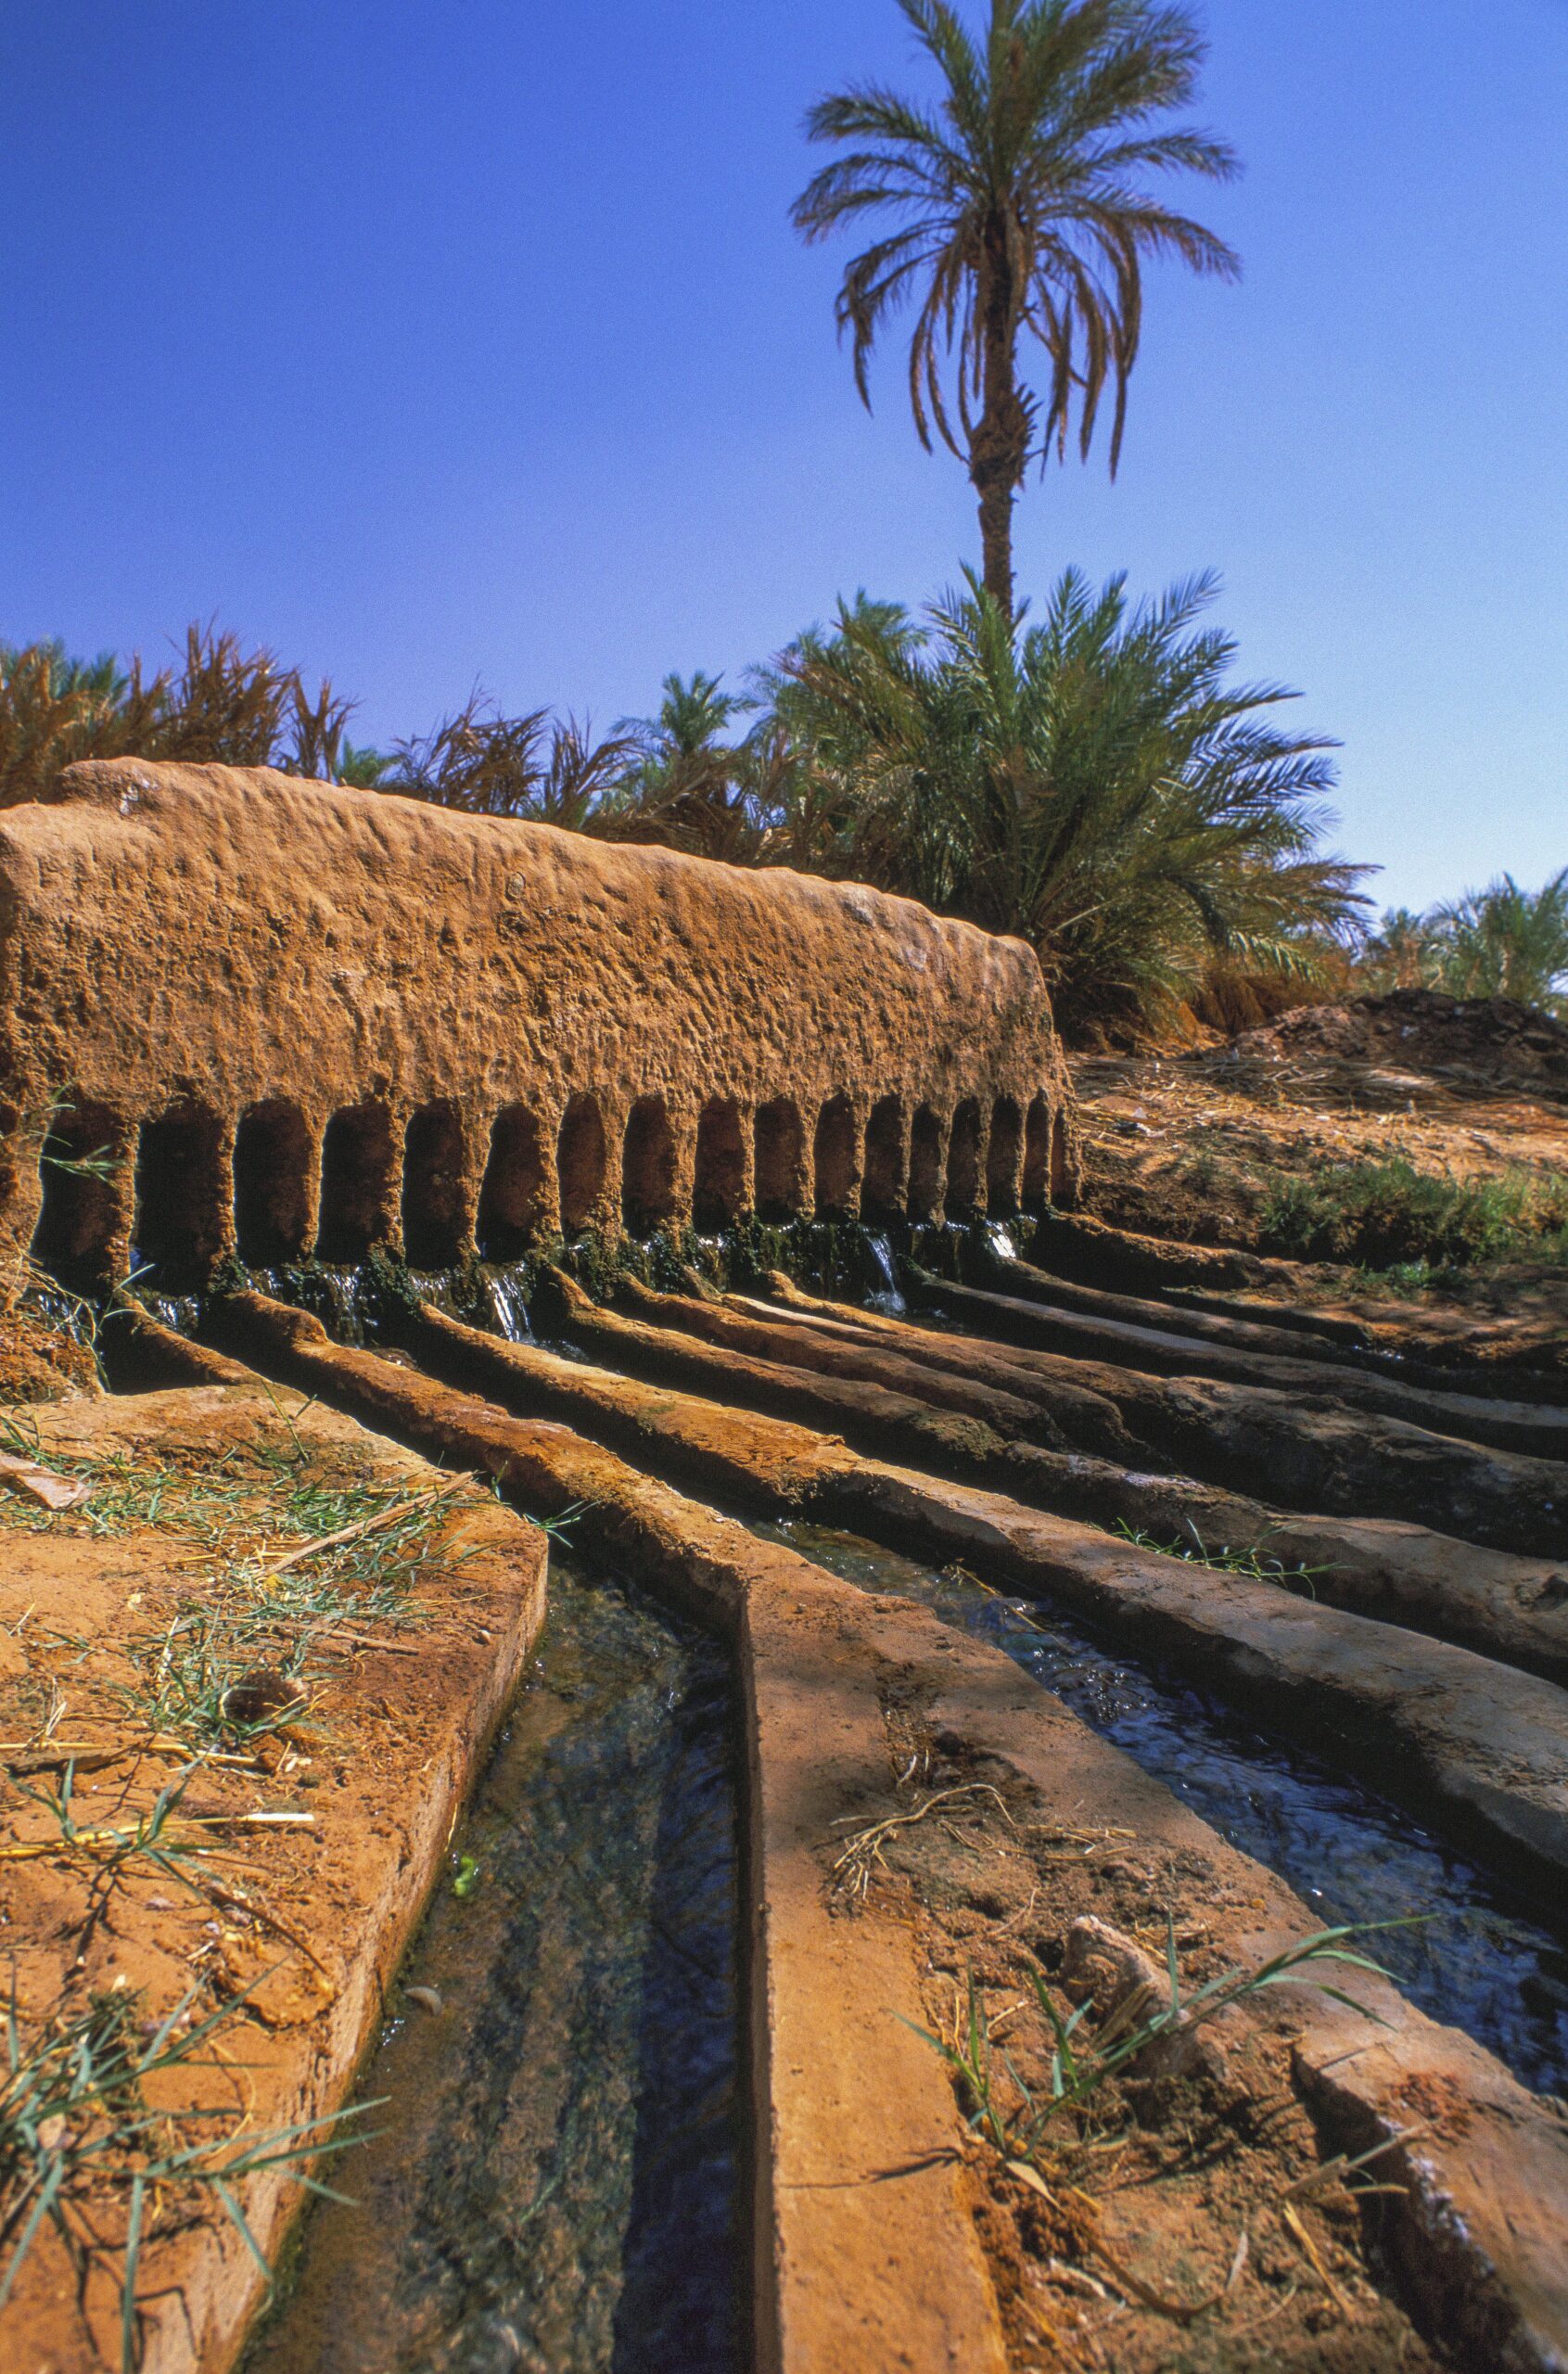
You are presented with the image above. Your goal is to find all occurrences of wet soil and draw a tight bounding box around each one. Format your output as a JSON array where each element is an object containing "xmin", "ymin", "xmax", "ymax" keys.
[
  {"xmin": 70, "ymin": 1294, "xmax": 1568, "ymax": 2371},
  {"xmin": 814, "ymin": 1631, "xmax": 1446, "ymax": 2370},
  {"xmin": 243, "ymin": 1552, "xmax": 743, "ymax": 2374}
]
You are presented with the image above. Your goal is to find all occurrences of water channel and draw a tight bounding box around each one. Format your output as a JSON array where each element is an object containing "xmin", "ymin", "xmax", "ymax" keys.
[
  {"xmin": 753, "ymin": 1515, "xmax": 1568, "ymax": 2101},
  {"xmin": 243, "ymin": 1553, "xmax": 744, "ymax": 2374},
  {"xmin": 128, "ymin": 1235, "xmax": 1568, "ymax": 2368}
]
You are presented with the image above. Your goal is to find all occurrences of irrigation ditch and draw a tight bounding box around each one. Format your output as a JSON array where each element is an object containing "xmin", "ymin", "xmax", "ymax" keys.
[
  {"xmin": 12, "ymin": 1210, "xmax": 1568, "ymax": 2371},
  {"xmin": 241, "ymin": 1553, "xmax": 743, "ymax": 2374}
]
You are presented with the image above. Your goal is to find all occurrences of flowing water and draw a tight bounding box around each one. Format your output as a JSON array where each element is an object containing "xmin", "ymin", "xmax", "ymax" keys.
[
  {"xmin": 244, "ymin": 1553, "xmax": 744, "ymax": 2374},
  {"xmin": 126, "ymin": 1227, "xmax": 1568, "ymax": 2342},
  {"xmin": 860, "ymin": 1230, "xmax": 907, "ymax": 1314},
  {"xmin": 240, "ymin": 1264, "xmax": 384, "ymax": 1346},
  {"xmin": 755, "ymin": 1517, "xmax": 1568, "ymax": 2102}
]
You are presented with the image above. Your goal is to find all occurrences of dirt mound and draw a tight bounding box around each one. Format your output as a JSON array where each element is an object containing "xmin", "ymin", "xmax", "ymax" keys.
[
  {"xmin": 0, "ymin": 1305, "xmax": 99, "ymax": 1402},
  {"xmin": 1222, "ymin": 989, "xmax": 1568, "ymax": 1107}
]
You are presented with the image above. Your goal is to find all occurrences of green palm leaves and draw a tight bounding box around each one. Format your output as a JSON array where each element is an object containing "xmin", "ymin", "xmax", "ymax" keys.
[
  {"xmin": 1360, "ymin": 874, "xmax": 1568, "ymax": 1015},
  {"xmin": 792, "ymin": 0, "xmax": 1240, "ymax": 606},
  {"xmin": 765, "ymin": 570, "xmax": 1363, "ymax": 1035}
]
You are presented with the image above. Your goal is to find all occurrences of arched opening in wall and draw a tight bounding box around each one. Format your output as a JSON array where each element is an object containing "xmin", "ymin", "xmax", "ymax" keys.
[
  {"xmin": 987, "ymin": 1097, "xmax": 1024, "ymax": 1215},
  {"xmin": 1022, "ymin": 1096, "xmax": 1052, "ymax": 1208},
  {"xmin": 234, "ymin": 1102, "xmax": 312, "ymax": 1267},
  {"xmin": 861, "ymin": 1097, "xmax": 905, "ymax": 1222},
  {"xmin": 754, "ymin": 1100, "xmax": 806, "ymax": 1219},
  {"xmin": 908, "ymin": 1106, "xmax": 944, "ymax": 1221},
  {"xmin": 477, "ymin": 1107, "xmax": 547, "ymax": 1260},
  {"xmin": 557, "ymin": 1096, "xmax": 608, "ymax": 1234},
  {"xmin": 694, "ymin": 1100, "xmax": 746, "ymax": 1231},
  {"xmin": 133, "ymin": 1101, "xmax": 225, "ymax": 1284},
  {"xmin": 31, "ymin": 1094, "xmax": 122, "ymax": 1292},
  {"xmin": 1050, "ymin": 1110, "xmax": 1073, "ymax": 1206},
  {"xmin": 946, "ymin": 1099, "xmax": 982, "ymax": 1215},
  {"xmin": 402, "ymin": 1102, "xmax": 466, "ymax": 1269},
  {"xmin": 318, "ymin": 1104, "xmax": 395, "ymax": 1265},
  {"xmin": 622, "ymin": 1098, "xmax": 678, "ymax": 1235},
  {"xmin": 813, "ymin": 1096, "xmax": 858, "ymax": 1218}
]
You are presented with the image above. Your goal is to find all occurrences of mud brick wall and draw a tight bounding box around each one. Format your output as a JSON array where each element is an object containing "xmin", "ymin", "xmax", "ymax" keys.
[{"xmin": 0, "ymin": 759, "xmax": 1077, "ymax": 1283}]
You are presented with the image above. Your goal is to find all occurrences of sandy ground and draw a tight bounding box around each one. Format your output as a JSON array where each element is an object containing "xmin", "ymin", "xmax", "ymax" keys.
[{"xmin": 1068, "ymin": 1004, "xmax": 1568, "ymax": 1378}]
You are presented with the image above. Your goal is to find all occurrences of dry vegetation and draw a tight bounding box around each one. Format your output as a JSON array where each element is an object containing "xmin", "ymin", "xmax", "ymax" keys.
[{"xmin": 837, "ymin": 1714, "xmax": 1440, "ymax": 2372}]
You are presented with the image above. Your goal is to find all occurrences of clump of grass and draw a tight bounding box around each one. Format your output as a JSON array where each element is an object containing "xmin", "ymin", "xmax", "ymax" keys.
[
  {"xmin": 0, "ymin": 1413, "xmax": 478, "ymax": 1752},
  {"xmin": 2, "ymin": 1764, "xmax": 216, "ymax": 1894},
  {"xmin": 0, "ymin": 1972, "xmax": 376, "ymax": 2369},
  {"xmin": 1178, "ymin": 1144, "xmax": 1224, "ymax": 1195},
  {"xmin": 1113, "ymin": 1520, "xmax": 1332, "ymax": 1595},
  {"xmin": 122, "ymin": 1481, "xmax": 471, "ymax": 1754},
  {"xmin": 1258, "ymin": 1156, "xmax": 1568, "ymax": 1274},
  {"xmin": 917, "ymin": 1918, "xmax": 1401, "ymax": 2162}
]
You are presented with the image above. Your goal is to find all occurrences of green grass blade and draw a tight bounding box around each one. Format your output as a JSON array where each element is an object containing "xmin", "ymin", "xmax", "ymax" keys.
[
  {"xmin": 0, "ymin": 2155, "xmax": 63, "ymax": 2314},
  {"xmin": 121, "ymin": 2174, "xmax": 145, "ymax": 2374},
  {"xmin": 212, "ymin": 2177, "xmax": 273, "ymax": 2285}
]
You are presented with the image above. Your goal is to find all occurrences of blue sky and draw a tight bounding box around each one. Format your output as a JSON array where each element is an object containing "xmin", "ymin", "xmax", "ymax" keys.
[{"xmin": 3, "ymin": 0, "xmax": 1565, "ymax": 911}]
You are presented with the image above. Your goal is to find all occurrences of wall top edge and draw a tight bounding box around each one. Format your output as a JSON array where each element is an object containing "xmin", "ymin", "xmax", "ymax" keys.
[{"xmin": 6, "ymin": 759, "xmax": 1044, "ymax": 980}]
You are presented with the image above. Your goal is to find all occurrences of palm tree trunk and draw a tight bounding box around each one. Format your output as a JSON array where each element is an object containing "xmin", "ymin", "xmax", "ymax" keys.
[
  {"xmin": 972, "ymin": 442, "xmax": 1017, "ymax": 614},
  {"xmin": 971, "ymin": 246, "xmax": 1029, "ymax": 616}
]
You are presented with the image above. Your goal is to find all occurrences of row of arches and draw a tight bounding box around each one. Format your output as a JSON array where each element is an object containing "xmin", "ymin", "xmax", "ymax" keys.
[{"xmin": 31, "ymin": 1085, "xmax": 1069, "ymax": 1284}]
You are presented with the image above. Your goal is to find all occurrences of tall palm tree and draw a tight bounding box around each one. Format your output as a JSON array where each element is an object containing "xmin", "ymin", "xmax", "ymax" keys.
[{"xmin": 792, "ymin": 0, "xmax": 1240, "ymax": 610}]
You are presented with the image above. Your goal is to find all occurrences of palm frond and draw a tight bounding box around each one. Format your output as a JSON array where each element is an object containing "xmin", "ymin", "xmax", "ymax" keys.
[
  {"xmin": 755, "ymin": 568, "xmax": 1363, "ymax": 1037},
  {"xmin": 793, "ymin": 0, "xmax": 1241, "ymax": 597}
]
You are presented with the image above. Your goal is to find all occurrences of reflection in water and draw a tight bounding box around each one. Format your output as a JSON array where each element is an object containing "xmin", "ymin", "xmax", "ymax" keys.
[
  {"xmin": 246, "ymin": 1557, "xmax": 742, "ymax": 2374},
  {"xmin": 758, "ymin": 1519, "xmax": 1568, "ymax": 2104}
]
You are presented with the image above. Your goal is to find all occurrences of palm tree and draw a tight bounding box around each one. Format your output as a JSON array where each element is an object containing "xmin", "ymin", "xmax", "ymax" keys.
[
  {"xmin": 0, "ymin": 640, "xmax": 159, "ymax": 806},
  {"xmin": 1428, "ymin": 871, "xmax": 1568, "ymax": 1015},
  {"xmin": 792, "ymin": 0, "xmax": 1240, "ymax": 610},
  {"xmin": 0, "ymin": 626, "xmax": 350, "ymax": 803},
  {"xmin": 758, "ymin": 570, "xmax": 1364, "ymax": 1037},
  {"xmin": 1356, "ymin": 876, "xmax": 1568, "ymax": 1016},
  {"xmin": 610, "ymin": 671, "xmax": 780, "ymax": 862},
  {"xmin": 384, "ymin": 694, "xmax": 639, "ymax": 826},
  {"xmin": 1358, "ymin": 907, "xmax": 1441, "ymax": 995}
]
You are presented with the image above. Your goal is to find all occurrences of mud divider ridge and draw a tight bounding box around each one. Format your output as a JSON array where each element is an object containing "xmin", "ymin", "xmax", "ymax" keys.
[
  {"xmin": 335, "ymin": 1292, "xmax": 1568, "ymax": 1897},
  {"xmin": 178, "ymin": 1295, "xmax": 1568, "ymax": 2374},
  {"xmin": 1, "ymin": 1366, "xmax": 548, "ymax": 2374},
  {"xmin": 171, "ymin": 1307, "xmax": 1010, "ymax": 2373}
]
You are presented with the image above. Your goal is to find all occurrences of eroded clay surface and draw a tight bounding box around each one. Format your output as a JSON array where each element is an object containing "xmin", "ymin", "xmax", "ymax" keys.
[{"xmin": 0, "ymin": 760, "xmax": 1076, "ymax": 1270}]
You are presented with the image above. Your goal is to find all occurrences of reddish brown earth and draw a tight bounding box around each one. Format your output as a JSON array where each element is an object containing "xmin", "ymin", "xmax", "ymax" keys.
[
  {"xmin": 0, "ymin": 1300, "xmax": 98, "ymax": 1403},
  {"xmin": 0, "ymin": 759, "xmax": 1075, "ymax": 1274},
  {"xmin": 5, "ymin": 1267, "xmax": 1567, "ymax": 2371},
  {"xmin": 0, "ymin": 1381, "xmax": 546, "ymax": 2374},
  {"xmin": 870, "ymin": 1728, "xmax": 1441, "ymax": 2372},
  {"xmin": 1223, "ymin": 989, "xmax": 1568, "ymax": 1107},
  {"xmin": 169, "ymin": 1297, "xmax": 1568, "ymax": 2374},
  {"xmin": 1068, "ymin": 1000, "xmax": 1568, "ymax": 1377}
]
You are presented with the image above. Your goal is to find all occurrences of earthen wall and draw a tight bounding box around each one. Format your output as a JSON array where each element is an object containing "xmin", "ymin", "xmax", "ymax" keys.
[{"xmin": 0, "ymin": 759, "xmax": 1077, "ymax": 1281}]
